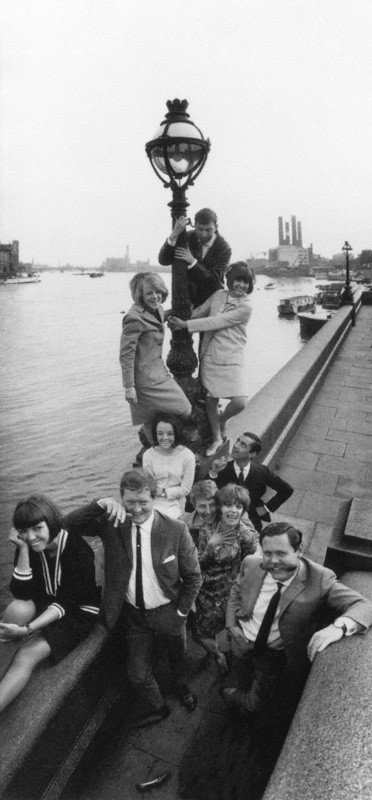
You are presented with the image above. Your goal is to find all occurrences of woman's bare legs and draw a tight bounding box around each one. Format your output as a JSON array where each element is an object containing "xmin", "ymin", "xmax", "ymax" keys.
[
  {"xmin": 0, "ymin": 635, "xmax": 51, "ymax": 712},
  {"xmin": 220, "ymin": 395, "xmax": 248, "ymax": 429},
  {"xmin": 0, "ymin": 600, "xmax": 36, "ymax": 682},
  {"xmin": 205, "ymin": 396, "xmax": 223, "ymax": 454}
]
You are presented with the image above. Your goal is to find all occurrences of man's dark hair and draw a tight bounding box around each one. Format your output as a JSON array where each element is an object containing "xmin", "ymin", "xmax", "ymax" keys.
[
  {"xmin": 13, "ymin": 495, "xmax": 63, "ymax": 540},
  {"xmin": 259, "ymin": 522, "xmax": 302, "ymax": 551},
  {"xmin": 151, "ymin": 412, "xmax": 183, "ymax": 448},
  {"xmin": 119, "ymin": 469, "xmax": 157, "ymax": 499},
  {"xmin": 226, "ymin": 262, "xmax": 255, "ymax": 295},
  {"xmin": 194, "ymin": 208, "xmax": 218, "ymax": 227},
  {"xmin": 241, "ymin": 432, "xmax": 262, "ymax": 454}
]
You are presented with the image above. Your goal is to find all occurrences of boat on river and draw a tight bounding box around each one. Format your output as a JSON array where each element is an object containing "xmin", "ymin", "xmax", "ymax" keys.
[
  {"xmin": 298, "ymin": 308, "xmax": 333, "ymax": 337},
  {"xmin": 0, "ymin": 273, "xmax": 41, "ymax": 285},
  {"xmin": 265, "ymin": 282, "xmax": 276, "ymax": 289},
  {"xmin": 88, "ymin": 271, "xmax": 104, "ymax": 278},
  {"xmin": 278, "ymin": 295, "xmax": 315, "ymax": 316}
]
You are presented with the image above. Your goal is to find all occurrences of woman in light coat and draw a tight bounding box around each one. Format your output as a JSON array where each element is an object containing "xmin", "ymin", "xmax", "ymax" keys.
[
  {"xmin": 120, "ymin": 272, "xmax": 191, "ymax": 442},
  {"xmin": 168, "ymin": 262, "xmax": 254, "ymax": 455}
]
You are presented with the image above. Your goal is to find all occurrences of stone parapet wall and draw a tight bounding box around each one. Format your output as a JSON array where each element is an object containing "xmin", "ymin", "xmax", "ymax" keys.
[
  {"xmin": 226, "ymin": 300, "xmax": 360, "ymax": 468},
  {"xmin": 262, "ymin": 571, "xmax": 372, "ymax": 800}
]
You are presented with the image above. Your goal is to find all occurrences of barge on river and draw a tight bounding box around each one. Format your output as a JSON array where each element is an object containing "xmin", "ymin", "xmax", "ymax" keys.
[{"xmin": 278, "ymin": 294, "xmax": 315, "ymax": 316}]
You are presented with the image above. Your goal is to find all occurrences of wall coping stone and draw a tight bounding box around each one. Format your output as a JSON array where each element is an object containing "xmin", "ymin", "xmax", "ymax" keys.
[
  {"xmin": 262, "ymin": 570, "xmax": 372, "ymax": 800},
  {"xmin": 226, "ymin": 302, "xmax": 360, "ymax": 466}
]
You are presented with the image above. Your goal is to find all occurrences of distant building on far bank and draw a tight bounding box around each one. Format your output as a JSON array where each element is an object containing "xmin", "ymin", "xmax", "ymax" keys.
[
  {"xmin": 0, "ymin": 240, "xmax": 19, "ymax": 277},
  {"xmin": 102, "ymin": 245, "xmax": 168, "ymax": 273},
  {"xmin": 249, "ymin": 216, "xmax": 330, "ymax": 277}
]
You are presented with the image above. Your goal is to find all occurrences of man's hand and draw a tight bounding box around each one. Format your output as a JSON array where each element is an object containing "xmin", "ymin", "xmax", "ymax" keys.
[
  {"xmin": 175, "ymin": 246, "xmax": 195, "ymax": 265},
  {"xmin": 125, "ymin": 387, "xmax": 137, "ymax": 404},
  {"xmin": 167, "ymin": 316, "xmax": 187, "ymax": 330},
  {"xmin": 227, "ymin": 625, "xmax": 246, "ymax": 643},
  {"xmin": 307, "ymin": 624, "xmax": 344, "ymax": 662},
  {"xmin": 211, "ymin": 456, "xmax": 228, "ymax": 473},
  {"xmin": 169, "ymin": 215, "xmax": 188, "ymax": 243},
  {"xmin": 97, "ymin": 498, "xmax": 126, "ymax": 528},
  {"xmin": 8, "ymin": 527, "xmax": 28, "ymax": 549}
]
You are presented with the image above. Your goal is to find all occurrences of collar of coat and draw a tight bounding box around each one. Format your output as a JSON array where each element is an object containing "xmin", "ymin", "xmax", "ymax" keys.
[
  {"xmin": 131, "ymin": 302, "xmax": 164, "ymax": 325},
  {"xmin": 117, "ymin": 510, "xmax": 179, "ymax": 566},
  {"xmin": 243, "ymin": 555, "xmax": 308, "ymax": 616}
]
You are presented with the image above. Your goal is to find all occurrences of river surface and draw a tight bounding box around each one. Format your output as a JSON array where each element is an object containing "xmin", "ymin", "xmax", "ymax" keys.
[{"xmin": 0, "ymin": 270, "xmax": 317, "ymax": 609}]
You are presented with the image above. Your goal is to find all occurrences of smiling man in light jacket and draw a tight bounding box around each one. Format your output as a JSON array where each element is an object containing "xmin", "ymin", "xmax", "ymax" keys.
[{"xmin": 64, "ymin": 469, "xmax": 202, "ymax": 728}]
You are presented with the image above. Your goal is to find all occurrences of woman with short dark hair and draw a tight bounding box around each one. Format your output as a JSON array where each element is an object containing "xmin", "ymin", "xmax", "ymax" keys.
[
  {"xmin": 168, "ymin": 262, "xmax": 255, "ymax": 455},
  {"xmin": 143, "ymin": 413, "xmax": 195, "ymax": 519},
  {"xmin": 0, "ymin": 495, "xmax": 101, "ymax": 712},
  {"xmin": 120, "ymin": 272, "xmax": 191, "ymax": 443}
]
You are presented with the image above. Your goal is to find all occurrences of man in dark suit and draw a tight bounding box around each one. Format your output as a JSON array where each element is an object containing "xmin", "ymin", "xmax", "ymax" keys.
[
  {"xmin": 158, "ymin": 207, "xmax": 231, "ymax": 308},
  {"xmin": 209, "ymin": 431, "xmax": 293, "ymax": 532},
  {"xmin": 65, "ymin": 469, "xmax": 202, "ymax": 728},
  {"xmin": 220, "ymin": 521, "xmax": 372, "ymax": 715}
]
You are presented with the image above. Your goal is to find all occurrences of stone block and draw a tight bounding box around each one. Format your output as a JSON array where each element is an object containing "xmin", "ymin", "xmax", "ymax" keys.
[
  {"xmin": 280, "ymin": 465, "xmax": 339, "ymax": 494},
  {"xmin": 274, "ymin": 489, "xmax": 304, "ymax": 516},
  {"xmin": 280, "ymin": 449, "xmax": 320, "ymax": 471},
  {"xmin": 263, "ymin": 622, "xmax": 372, "ymax": 800},
  {"xmin": 305, "ymin": 522, "xmax": 333, "ymax": 564},
  {"xmin": 344, "ymin": 498, "xmax": 372, "ymax": 543},
  {"xmin": 316, "ymin": 454, "xmax": 368, "ymax": 480},
  {"xmin": 297, "ymin": 492, "xmax": 345, "ymax": 525},
  {"xmin": 287, "ymin": 434, "xmax": 346, "ymax": 457},
  {"xmin": 345, "ymin": 443, "xmax": 372, "ymax": 462},
  {"xmin": 346, "ymin": 418, "xmax": 372, "ymax": 435},
  {"xmin": 335, "ymin": 476, "xmax": 372, "ymax": 499}
]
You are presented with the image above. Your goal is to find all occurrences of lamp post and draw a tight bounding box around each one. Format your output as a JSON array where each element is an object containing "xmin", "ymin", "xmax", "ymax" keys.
[
  {"xmin": 145, "ymin": 99, "xmax": 210, "ymax": 402},
  {"xmin": 340, "ymin": 240, "xmax": 355, "ymax": 325}
]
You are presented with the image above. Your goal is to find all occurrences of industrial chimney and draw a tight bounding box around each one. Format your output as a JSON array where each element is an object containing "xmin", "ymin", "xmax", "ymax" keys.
[
  {"xmin": 291, "ymin": 215, "xmax": 297, "ymax": 245},
  {"xmin": 285, "ymin": 222, "xmax": 290, "ymax": 244},
  {"xmin": 297, "ymin": 221, "xmax": 303, "ymax": 247},
  {"xmin": 278, "ymin": 217, "xmax": 284, "ymax": 245}
]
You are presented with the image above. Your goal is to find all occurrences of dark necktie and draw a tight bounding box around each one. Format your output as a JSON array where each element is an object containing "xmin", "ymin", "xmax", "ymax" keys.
[
  {"xmin": 239, "ymin": 469, "xmax": 245, "ymax": 484},
  {"xmin": 135, "ymin": 525, "xmax": 145, "ymax": 611},
  {"xmin": 253, "ymin": 582, "xmax": 284, "ymax": 657}
]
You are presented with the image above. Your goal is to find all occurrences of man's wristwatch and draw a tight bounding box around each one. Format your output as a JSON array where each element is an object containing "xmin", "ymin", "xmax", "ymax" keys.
[{"xmin": 333, "ymin": 620, "xmax": 347, "ymax": 637}]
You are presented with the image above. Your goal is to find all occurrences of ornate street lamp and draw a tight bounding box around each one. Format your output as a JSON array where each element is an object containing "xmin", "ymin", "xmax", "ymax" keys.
[
  {"xmin": 340, "ymin": 241, "xmax": 353, "ymax": 303},
  {"xmin": 145, "ymin": 99, "xmax": 210, "ymax": 398}
]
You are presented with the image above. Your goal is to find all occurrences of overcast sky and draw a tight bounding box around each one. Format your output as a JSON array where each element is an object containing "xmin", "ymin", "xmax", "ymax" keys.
[{"xmin": 1, "ymin": 0, "xmax": 371, "ymax": 266}]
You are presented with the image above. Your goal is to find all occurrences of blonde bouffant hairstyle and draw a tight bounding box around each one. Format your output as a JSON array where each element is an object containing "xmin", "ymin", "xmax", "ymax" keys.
[{"xmin": 130, "ymin": 271, "xmax": 168, "ymax": 305}]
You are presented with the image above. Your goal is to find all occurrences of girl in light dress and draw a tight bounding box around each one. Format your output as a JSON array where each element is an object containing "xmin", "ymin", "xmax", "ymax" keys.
[
  {"xmin": 168, "ymin": 262, "xmax": 255, "ymax": 456},
  {"xmin": 142, "ymin": 413, "xmax": 195, "ymax": 519}
]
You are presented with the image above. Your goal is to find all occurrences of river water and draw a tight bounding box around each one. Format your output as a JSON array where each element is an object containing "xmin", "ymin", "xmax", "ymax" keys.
[{"xmin": 0, "ymin": 270, "xmax": 317, "ymax": 609}]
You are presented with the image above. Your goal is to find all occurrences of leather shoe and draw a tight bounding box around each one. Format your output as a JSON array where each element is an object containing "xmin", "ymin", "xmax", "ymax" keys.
[
  {"xmin": 220, "ymin": 687, "xmax": 255, "ymax": 714},
  {"xmin": 178, "ymin": 684, "xmax": 197, "ymax": 712},
  {"xmin": 132, "ymin": 703, "xmax": 170, "ymax": 729}
]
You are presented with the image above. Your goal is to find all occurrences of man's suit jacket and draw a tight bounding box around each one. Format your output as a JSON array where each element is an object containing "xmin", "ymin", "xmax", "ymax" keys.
[
  {"xmin": 212, "ymin": 461, "xmax": 293, "ymax": 531},
  {"xmin": 226, "ymin": 554, "xmax": 372, "ymax": 672},
  {"xmin": 65, "ymin": 502, "xmax": 202, "ymax": 629},
  {"xmin": 158, "ymin": 231, "xmax": 231, "ymax": 307}
]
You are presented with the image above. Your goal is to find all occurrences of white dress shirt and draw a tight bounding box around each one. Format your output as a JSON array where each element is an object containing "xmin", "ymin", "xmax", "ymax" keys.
[
  {"xmin": 239, "ymin": 570, "xmax": 360, "ymax": 646},
  {"xmin": 126, "ymin": 512, "xmax": 170, "ymax": 610}
]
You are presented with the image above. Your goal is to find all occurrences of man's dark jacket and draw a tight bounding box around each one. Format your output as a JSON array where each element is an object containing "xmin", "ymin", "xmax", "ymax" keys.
[
  {"xmin": 158, "ymin": 230, "xmax": 231, "ymax": 307},
  {"xmin": 212, "ymin": 460, "xmax": 293, "ymax": 532}
]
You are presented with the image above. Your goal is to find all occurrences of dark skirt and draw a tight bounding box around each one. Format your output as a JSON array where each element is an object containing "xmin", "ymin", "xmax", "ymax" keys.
[{"xmin": 35, "ymin": 602, "xmax": 99, "ymax": 663}]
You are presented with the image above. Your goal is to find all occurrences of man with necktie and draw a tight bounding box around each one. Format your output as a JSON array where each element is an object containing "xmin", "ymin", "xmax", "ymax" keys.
[
  {"xmin": 65, "ymin": 469, "xmax": 202, "ymax": 728},
  {"xmin": 220, "ymin": 521, "xmax": 372, "ymax": 715},
  {"xmin": 209, "ymin": 431, "xmax": 293, "ymax": 532},
  {"xmin": 158, "ymin": 208, "xmax": 231, "ymax": 308}
]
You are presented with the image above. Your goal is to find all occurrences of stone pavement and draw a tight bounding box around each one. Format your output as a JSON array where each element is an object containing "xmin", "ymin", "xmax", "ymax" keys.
[
  {"xmin": 60, "ymin": 306, "xmax": 372, "ymax": 800},
  {"xmin": 275, "ymin": 304, "xmax": 372, "ymax": 565}
]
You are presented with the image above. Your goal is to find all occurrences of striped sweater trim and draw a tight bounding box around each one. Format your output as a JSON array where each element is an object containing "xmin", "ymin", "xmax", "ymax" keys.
[
  {"xmin": 80, "ymin": 605, "xmax": 100, "ymax": 615},
  {"xmin": 40, "ymin": 529, "xmax": 69, "ymax": 596},
  {"xmin": 49, "ymin": 602, "xmax": 65, "ymax": 618},
  {"xmin": 13, "ymin": 567, "xmax": 33, "ymax": 581}
]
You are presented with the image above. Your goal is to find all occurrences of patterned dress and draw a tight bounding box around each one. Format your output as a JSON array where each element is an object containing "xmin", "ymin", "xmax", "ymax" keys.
[{"xmin": 195, "ymin": 521, "xmax": 256, "ymax": 638}]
